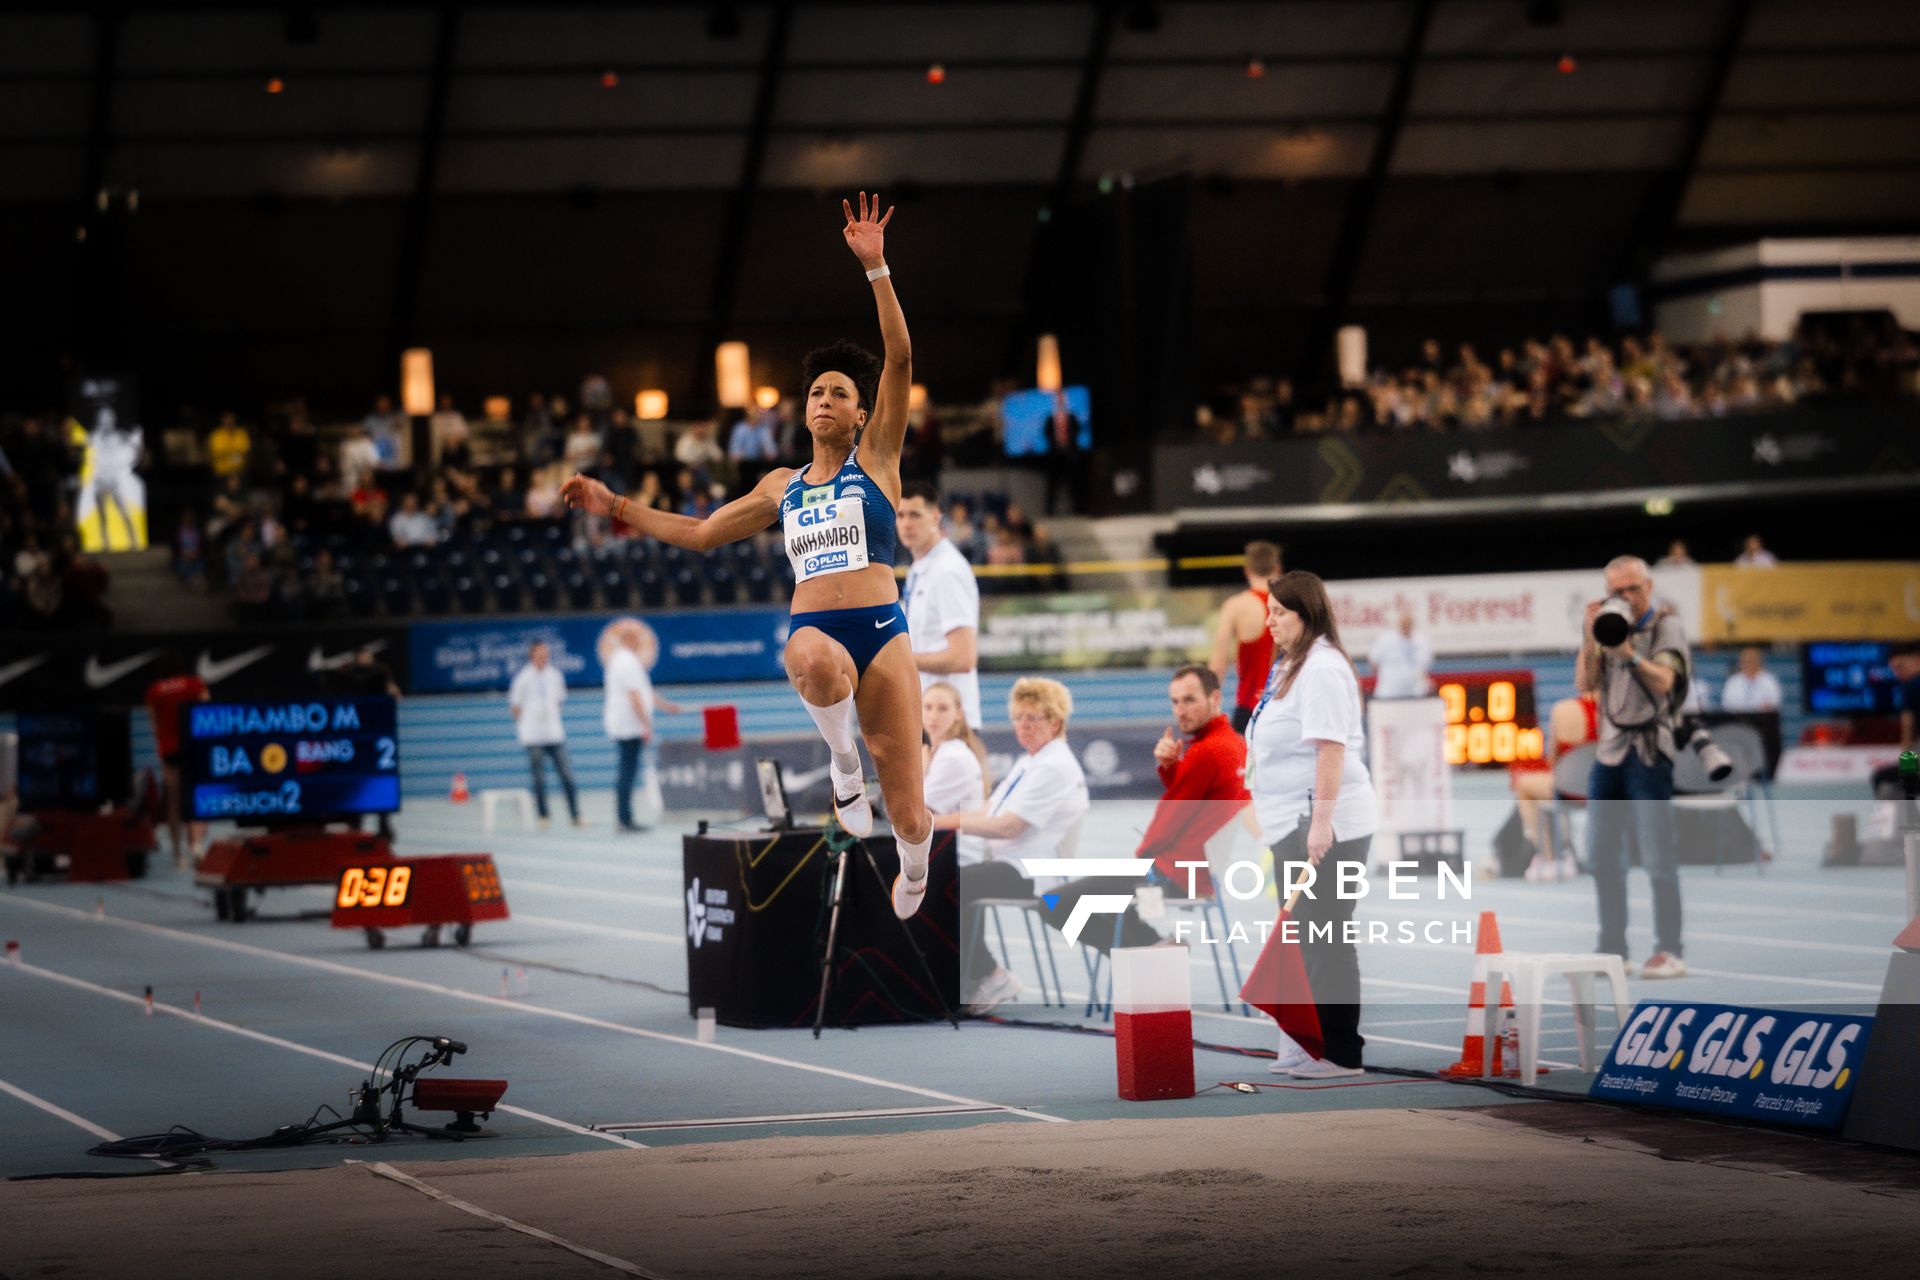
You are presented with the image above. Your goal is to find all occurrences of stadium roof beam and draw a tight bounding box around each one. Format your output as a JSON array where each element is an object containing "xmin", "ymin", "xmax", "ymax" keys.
[
  {"xmin": 389, "ymin": 4, "xmax": 459, "ymax": 361},
  {"xmin": 1616, "ymin": 0, "xmax": 1753, "ymax": 286},
  {"xmin": 1303, "ymin": 0, "xmax": 1434, "ymax": 387},
  {"xmin": 1005, "ymin": 0, "xmax": 1117, "ymax": 370},
  {"xmin": 78, "ymin": 7, "xmax": 120, "ymax": 215},
  {"xmin": 697, "ymin": 0, "xmax": 794, "ymax": 414}
]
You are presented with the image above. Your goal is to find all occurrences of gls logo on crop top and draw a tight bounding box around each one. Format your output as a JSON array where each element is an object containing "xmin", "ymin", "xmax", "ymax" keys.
[{"xmin": 784, "ymin": 492, "xmax": 870, "ymax": 583}]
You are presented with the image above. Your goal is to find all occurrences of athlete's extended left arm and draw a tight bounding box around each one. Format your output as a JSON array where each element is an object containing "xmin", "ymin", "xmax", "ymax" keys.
[{"xmin": 842, "ymin": 191, "xmax": 912, "ymax": 466}]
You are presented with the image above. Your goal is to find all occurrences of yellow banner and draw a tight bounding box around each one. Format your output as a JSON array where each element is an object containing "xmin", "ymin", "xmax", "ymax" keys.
[{"xmin": 1697, "ymin": 562, "xmax": 1920, "ymax": 644}]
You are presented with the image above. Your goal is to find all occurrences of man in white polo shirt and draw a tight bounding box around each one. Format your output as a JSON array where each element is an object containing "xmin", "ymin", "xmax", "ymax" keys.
[
  {"xmin": 509, "ymin": 640, "xmax": 584, "ymax": 829},
  {"xmin": 896, "ymin": 480, "xmax": 983, "ymax": 729},
  {"xmin": 1720, "ymin": 646, "xmax": 1782, "ymax": 713}
]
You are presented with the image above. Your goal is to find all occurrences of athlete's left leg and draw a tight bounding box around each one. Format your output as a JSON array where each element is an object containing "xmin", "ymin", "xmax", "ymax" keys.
[{"xmin": 852, "ymin": 635, "xmax": 933, "ymax": 918}]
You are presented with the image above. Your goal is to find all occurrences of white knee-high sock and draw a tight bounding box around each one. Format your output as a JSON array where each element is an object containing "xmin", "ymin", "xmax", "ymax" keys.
[
  {"xmin": 897, "ymin": 826, "xmax": 932, "ymax": 882},
  {"xmin": 803, "ymin": 694, "xmax": 860, "ymax": 774}
]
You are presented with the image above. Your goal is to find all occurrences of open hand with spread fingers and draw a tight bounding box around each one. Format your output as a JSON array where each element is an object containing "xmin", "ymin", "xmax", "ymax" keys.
[{"xmin": 842, "ymin": 190, "xmax": 893, "ymax": 268}]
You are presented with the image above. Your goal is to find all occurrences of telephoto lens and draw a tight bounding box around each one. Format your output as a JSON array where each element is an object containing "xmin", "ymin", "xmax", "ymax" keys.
[{"xmin": 1591, "ymin": 597, "xmax": 1635, "ymax": 647}]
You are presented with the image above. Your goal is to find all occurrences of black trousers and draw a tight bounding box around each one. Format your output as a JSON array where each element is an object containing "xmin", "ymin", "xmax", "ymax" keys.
[
  {"xmin": 960, "ymin": 861, "xmax": 1035, "ymax": 990},
  {"xmin": 526, "ymin": 743, "xmax": 580, "ymax": 820},
  {"xmin": 1272, "ymin": 827, "xmax": 1373, "ymax": 1068},
  {"xmin": 1231, "ymin": 705, "xmax": 1253, "ymax": 734}
]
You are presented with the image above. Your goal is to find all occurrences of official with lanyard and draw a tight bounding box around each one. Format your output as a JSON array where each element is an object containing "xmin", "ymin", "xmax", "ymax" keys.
[
  {"xmin": 1244, "ymin": 571, "xmax": 1378, "ymax": 1078},
  {"xmin": 1575, "ymin": 555, "xmax": 1691, "ymax": 981}
]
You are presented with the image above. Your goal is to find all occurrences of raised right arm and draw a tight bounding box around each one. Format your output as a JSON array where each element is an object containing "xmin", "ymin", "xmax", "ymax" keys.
[{"xmin": 561, "ymin": 467, "xmax": 792, "ymax": 552}]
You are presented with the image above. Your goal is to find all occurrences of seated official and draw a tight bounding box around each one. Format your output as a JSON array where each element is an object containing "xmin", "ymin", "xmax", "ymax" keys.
[
  {"xmin": 1043, "ymin": 664, "xmax": 1250, "ymax": 953},
  {"xmin": 1508, "ymin": 694, "xmax": 1596, "ymax": 876},
  {"xmin": 921, "ymin": 681, "xmax": 987, "ymax": 815},
  {"xmin": 931, "ymin": 677, "xmax": 1090, "ymax": 1014}
]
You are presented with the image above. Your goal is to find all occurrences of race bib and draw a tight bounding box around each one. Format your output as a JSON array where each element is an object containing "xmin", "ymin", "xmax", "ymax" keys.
[{"xmin": 783, "ymin": 495, "xmax": 870, "ymax": 583}]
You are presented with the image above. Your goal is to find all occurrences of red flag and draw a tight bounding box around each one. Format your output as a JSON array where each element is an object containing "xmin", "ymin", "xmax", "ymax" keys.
[{"xmin": 1239, "ymin": 890, "xmax": 1324, "ymax": 1060}]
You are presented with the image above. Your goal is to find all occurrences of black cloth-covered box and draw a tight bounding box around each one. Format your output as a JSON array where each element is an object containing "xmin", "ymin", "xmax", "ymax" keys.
[{"xmin": 682, "ymin": 826, "xmax": 959, "ymax": 1029}]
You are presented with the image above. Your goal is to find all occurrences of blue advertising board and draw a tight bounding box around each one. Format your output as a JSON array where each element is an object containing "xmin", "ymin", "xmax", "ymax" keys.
[
  {"xmin": 408, "ymin": 608, "xmax": 791, "ymax": 693},
  {"xmin": 1589, "ymin": 1000, "xmax": 1873, "ymax": 1130}
]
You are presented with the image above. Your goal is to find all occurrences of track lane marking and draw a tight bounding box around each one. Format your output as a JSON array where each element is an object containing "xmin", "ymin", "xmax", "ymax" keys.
[
  {"xmin": 0, "ymin": 895, "xmax": 1068, "ymax": 1126},
  {"xmin": 5, "ymin": 957, "xmax": 647, "ymax": 1150}
]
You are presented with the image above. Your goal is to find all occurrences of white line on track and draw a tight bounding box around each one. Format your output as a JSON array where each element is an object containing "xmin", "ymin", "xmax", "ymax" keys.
[
  {"xmin": 365, "ymin": 1162, "xmax": 668, "ymax": 1278},
  {"xmin": 0, "ymin": 895, "xmax": 1068, "ymax": 1126},
  {"xmin": 5, "ymin": 959, "xmax": 646, "ymax": 1150},
  {"xmin": 0, "ymin": 1075, "xmax": 121, "ymax": 1142}
]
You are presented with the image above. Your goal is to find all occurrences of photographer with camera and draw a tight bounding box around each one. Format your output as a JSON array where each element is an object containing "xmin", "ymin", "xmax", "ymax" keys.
[{"xmin": 1577, "ymin": 555, "xmax": 1692, "ymax": 979}]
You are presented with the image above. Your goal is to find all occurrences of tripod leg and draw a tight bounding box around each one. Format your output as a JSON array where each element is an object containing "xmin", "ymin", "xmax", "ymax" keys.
[
  {"xmin": 812, "ymin": 849, "xmax": 851, "ymax": 1039},
  {"xmin": 861, "ymin": 844, "xmax": 960, "ymax": 1029}
]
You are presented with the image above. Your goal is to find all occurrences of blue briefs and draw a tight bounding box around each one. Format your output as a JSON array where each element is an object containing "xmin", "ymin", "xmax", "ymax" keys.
[{"xmin": 789, "ymin": 601, "xmax": 909, "ymax": 677}]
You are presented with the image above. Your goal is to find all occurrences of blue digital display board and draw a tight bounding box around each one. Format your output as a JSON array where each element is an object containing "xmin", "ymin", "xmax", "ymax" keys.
[
  {"xmin": 183, "ymin": 697, "xmax": 400, "ymax": 821},
  {"xmin": 1802, "ymin": 642, "xmax": 1901, "ymax": 715}
]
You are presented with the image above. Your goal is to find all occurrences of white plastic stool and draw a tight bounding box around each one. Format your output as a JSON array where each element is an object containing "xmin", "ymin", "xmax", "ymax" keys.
[
  {"xmin": 480, "ymin": 788, "xmax": 536, "ymax": 833},
  {"xmin": 1479, "ymin": 952, "xmax": 1631, "ymax": 1087}
]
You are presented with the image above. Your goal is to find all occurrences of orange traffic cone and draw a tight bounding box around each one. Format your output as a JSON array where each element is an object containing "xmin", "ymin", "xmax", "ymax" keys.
[
  {"xmin": 1440, "ymin": 911, "xmax": 1513, "ymax": 1078},
  {"xmin": 450, "ymin": 772, "xmax": 470, "ymax": 804}
]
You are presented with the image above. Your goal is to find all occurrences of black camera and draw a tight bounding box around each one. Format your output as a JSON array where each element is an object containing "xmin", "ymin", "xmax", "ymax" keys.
[
  {"xmin": 1674, "ymin": 718, "xmax": 1735, "ymax": 783},
  {"xmin": 1591, "ymin": 596, "xmax": 1636, "ymax": 647}
]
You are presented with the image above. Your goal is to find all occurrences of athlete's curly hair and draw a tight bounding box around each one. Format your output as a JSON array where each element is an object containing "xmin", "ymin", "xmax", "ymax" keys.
[{"xmin": 800, "ymin": 339, "xmax": 882, "ymax": 414}]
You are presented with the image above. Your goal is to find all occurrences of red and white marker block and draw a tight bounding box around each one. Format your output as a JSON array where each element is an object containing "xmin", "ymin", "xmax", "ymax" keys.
[{"xmin": 1113, "ymin": 945, "xmax": 1195, "ymax": 1101}]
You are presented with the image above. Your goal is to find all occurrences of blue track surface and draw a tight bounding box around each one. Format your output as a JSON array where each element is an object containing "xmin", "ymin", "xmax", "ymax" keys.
[{"xmin": 1, "ymin": 767, "xmax": 1902, "ymax": 1181}]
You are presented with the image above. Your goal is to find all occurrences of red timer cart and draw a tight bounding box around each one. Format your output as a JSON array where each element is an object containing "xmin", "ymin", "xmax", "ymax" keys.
[{"xmin": 329, "ymin": 854, "xmax": 509, "ymax": 949}]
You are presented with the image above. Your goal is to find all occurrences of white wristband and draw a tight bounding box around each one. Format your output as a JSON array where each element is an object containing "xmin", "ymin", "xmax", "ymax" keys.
[{"xmin": 865, "ymin": 264, "xmax": 890, "ymax": 282}]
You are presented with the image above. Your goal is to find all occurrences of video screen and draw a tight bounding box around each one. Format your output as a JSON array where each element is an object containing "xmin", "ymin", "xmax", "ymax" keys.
[
  {"xmin": 1802, "ymin": 642, "xmax": 1902, "ymax": 715},
  {"xmin": 1002, "ymin": 386, "xmax": 1092, "ymax": 457},
  {"xmin": 16, "ymin": 710, "xmax": 132, "ymax": 811},
  {"xmin": 181, "ymin": 696, "xmax": 401, "ymax": 821}
]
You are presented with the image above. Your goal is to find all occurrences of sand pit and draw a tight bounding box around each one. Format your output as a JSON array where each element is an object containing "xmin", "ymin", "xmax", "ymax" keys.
[{"xmin": 5, "ymin": 1103, "xmax": 1917, "ymax": 1278}]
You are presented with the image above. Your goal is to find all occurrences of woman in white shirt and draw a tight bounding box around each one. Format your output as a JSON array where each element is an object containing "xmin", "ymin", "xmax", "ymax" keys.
[
  {"xmin": 930, "ymin": 677, "xmax": 1090, "ymax": 1013},
  {"xmin": 1246, "ymin": 570, "xmax": 1378, "ymax": 1079},
  {"xmin": 921, "ymin": 682, "xmax": 986, "ymax": 814}
]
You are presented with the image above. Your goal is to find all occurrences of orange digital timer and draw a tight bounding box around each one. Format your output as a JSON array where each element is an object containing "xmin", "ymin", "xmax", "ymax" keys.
[
  {"xmin": 330, "ymin": 854, "xmax": 509, "ymax": 949},
  {"xmin": 1434, "ymin": 671, "xmax": 1545, "ymax": 767}
]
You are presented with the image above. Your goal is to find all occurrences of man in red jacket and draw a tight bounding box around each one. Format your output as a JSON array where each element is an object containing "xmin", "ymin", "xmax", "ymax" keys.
[
  {"xmin": 1041, "ymin": 664, "xmax": 1250, "ymax": 951},
  {"xmin": 143, "ymin": 653, "xmax": 210, "ymax": 867}
]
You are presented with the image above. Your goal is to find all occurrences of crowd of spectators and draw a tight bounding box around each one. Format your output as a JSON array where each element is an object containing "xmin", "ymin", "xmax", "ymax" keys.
[
  {"xmin": 1198, "ymin": 321, "xmax": 1920, "ymax": 442},
  {"xmin": 0, "ymin": 417, "xmax": 114, "ymax": 630}
]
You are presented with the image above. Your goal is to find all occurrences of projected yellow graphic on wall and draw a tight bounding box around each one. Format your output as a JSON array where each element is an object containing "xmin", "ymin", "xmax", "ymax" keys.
[{"xmin": 68, "ymin": 375, "xmax": 148, "ymax": 552}]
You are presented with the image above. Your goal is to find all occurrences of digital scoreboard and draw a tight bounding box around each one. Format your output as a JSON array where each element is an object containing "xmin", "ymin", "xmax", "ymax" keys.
[
  {"xmin": 1435, "ymin": 671, "xmax": 1544, "ymax": 767},
  {"xmin": 183, "ymin": 696, "xmax": 400, "ymax": 822}
]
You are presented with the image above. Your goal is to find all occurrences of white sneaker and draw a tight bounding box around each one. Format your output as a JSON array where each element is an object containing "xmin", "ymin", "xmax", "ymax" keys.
[
  {"xmin": 830, "ymin": 758, "xmax": 873, "ymax": 837},
  {"xmin": 891, "ymin": 869, "xmax": 927, "ymax": 920},
  {"xmin": 1639, "ymin": 952, "xmax": 1688, "ymax": 979},
  {"xmin": 1288, "ymin": 1059, "xmax": 1364, "ymax": 1080},
  {"xmin": 965, "ymin": 967, "xmax": 1021, "ymax": 1016},
  {"xmin": 1269, "ymin": 1032, "xmax": 1312, "ymax": 1073}
]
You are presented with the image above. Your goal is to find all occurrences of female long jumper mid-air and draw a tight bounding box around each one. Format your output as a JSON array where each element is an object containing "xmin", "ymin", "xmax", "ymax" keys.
[{"xmin": 560, "ymin": 192, "xmax": 933, "ymax": 919}]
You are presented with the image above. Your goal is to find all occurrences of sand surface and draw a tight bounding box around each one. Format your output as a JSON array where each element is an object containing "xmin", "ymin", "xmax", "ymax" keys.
[{"xmin": 4, "ymin": 1105, "xmax": 1917, "ymax": 1279}]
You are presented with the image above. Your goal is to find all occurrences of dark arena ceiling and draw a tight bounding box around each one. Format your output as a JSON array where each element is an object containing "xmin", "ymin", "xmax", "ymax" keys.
[{"xmin": 3, "ymin": 1, "xmax": 1916, "ymax": 407}]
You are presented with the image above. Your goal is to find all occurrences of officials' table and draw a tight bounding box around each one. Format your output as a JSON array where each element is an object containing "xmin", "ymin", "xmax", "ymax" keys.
[{"xmin": 682, "ymin": 825, "xmax": 959, "ymax": 1029}]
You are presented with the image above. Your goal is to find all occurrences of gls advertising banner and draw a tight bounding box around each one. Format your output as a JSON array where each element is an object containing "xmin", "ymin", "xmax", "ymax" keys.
[{"xmin": 1589, "ymin": 1000, "xmax": 1873, "ymax": 1130}]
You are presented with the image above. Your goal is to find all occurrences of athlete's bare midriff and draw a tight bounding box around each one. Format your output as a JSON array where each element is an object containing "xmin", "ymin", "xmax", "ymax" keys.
[{"xmin": 790, "ymin": 562, "xmax": 899, "ymax": 613}]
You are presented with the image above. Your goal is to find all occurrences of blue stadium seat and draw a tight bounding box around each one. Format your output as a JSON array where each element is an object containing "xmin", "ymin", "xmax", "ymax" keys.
[
  {"xmin": 454, "ymin": 574, "xmax": 487, "ymax": 613},
  {"xmin": 670, "ymin": 565, "xmax": 702, "ymax": 606},
  {"xmin": 379, "ymin": 575, "xmax": 412, "ymax": 615},
  {"xmin": 562, "ymin": 569, "xmax": 594, "ymax": 610},
  {"xmin": 703, "ymin": 558, "xmax": 739, "ymax": 603},
  {"xmin": 491, "ymin": 571, "xmax": 524, "ymax": 612},
  {"xmin": 635, "ymin": 565, "xmax": 667, "ymax": 609},
  {"xmin": 344, "ymin": 575, "xmax": 375, "ymax": 618},
  {"xmin": 527, "ymin": 571, "xmax": 558, "ymax": 612},
  {"xmin": 599, "ymin": 567, "xmax": 632, "ymax": 608},
  {"xmin": 742, "ymin": 563, "xmax": 773, "ymax": 603},
  {"xmin": 417, "ymin": 574, "xmax": 452, "ymax": 614}
]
